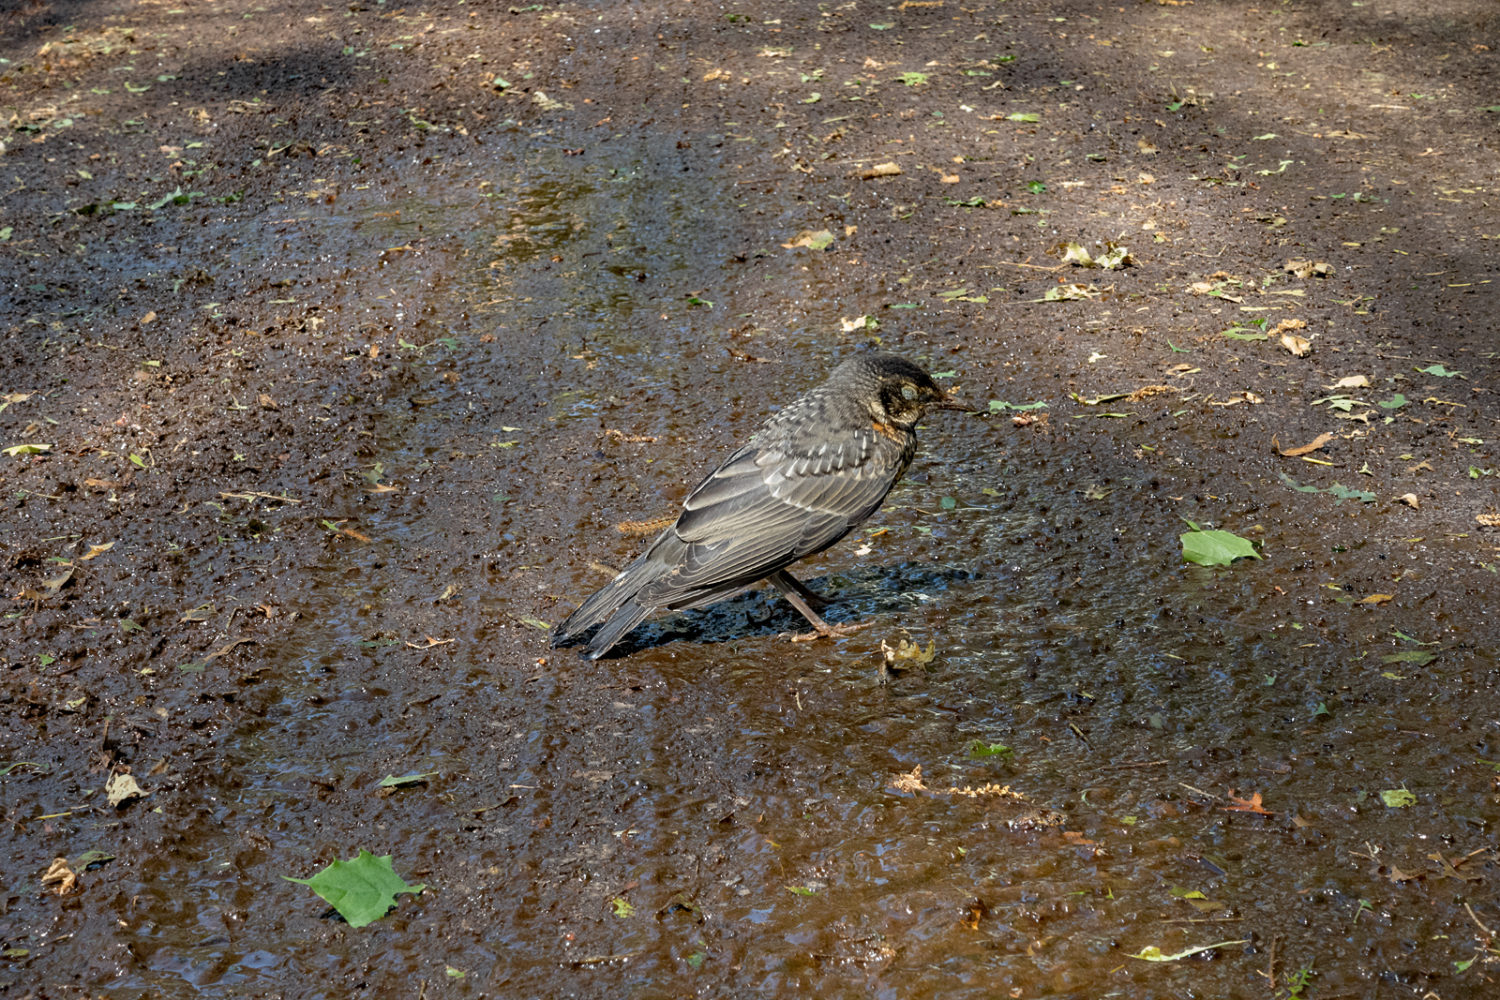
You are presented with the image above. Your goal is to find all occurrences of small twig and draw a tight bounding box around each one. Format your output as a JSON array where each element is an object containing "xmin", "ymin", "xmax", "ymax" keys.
[
  {"xmin": 1464, "ymin": 902, "xmax": 1495, "ymax": 937},
  {"xmin": 1103, "ymin": 759, "xmax": 1169, "ymax": 770}
]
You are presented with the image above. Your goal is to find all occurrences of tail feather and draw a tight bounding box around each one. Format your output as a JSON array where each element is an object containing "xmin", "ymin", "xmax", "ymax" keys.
[
  {"xmin": 552, "ymin": 554, "xmax": 669, "ymax": 653},
  {"xmin": 581, "ymin": 602, "xmax": 654, "ymax": 660}
]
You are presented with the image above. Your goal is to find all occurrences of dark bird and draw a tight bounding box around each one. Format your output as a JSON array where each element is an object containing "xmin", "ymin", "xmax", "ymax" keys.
[{"xmin": 551, "ymin": 353, "xmax": 972, "ymax": 659}]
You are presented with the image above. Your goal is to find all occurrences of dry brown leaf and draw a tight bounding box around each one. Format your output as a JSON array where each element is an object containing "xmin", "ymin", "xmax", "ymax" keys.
[
  {"xmin": 1275, "ymin": 432, "xmax": 1334, "ymax": 457},
  {"xmin": 1280, "ymin": 332, "xmax": 1312, "ymax": 357},
  {"xmin": 1137, "ymin": 139, "xmax": 1159, "ymax": 155},
  {"xmin": 1359, "ymin": 594, "xmax": 1394, "ymax": 605},
  {"xmin": 78, "ymin": 541, "xmax": 115, "ymax": 561},
  {"xmin": 888, "ymin": 765, "xmax": 926, "ymax": 793},
  {"xmin": 1224, "ymin": 792, "xmax": 1274, "ymax": 815},
  {"xmin": 106, "ymin": 773, "xmax": 147, "ymax": 808},
  {"xmin": 1397, "ymin": 493, "xmax": 1420, "ymax": 509},
  {"xmin": 1124, "ymin": 384, "xmax": 1175, "ymax": 402},
  {"xmin": 702, "ymin": 68, "xmax": 731, "ymax": 82},
  {"xmin": 1283, "ymin": 259, "xmax": 1331, "ymax": 279},
  {"xmin": 1477, "ymin": 513, "xmax": 1500, "ymax": 527},
  {"xmin": 41, "ymin": 858, "xmax": 78, "ymax": 896},
  {"xmin": 1386, "ymin": 866, "xmax": 1422, "ymax": 883},
  {"xmin": 1326, "ymin": 375, "xmax": 1370, "ymax": 390},
  {"xmin": 139, "ymin": 310, "xmax": 157, "ymax": 325},
  {"xmin": 860, "ymin": 162, "xmax": 902, "ymax": 179}
]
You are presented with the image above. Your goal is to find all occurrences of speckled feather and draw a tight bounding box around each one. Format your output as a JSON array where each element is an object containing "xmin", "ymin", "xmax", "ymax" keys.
[{"xmin": 553, "ymin": 353, "xmax": 956, "ymax": 658}]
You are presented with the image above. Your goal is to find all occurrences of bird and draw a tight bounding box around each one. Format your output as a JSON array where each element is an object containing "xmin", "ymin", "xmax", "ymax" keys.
[{"xmin": 551, "ymin": 352, "xmax": 972, "ymax": 659}]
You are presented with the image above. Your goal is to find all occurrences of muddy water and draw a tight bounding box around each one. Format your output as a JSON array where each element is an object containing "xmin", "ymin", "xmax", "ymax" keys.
[{"xmin": 11, "ymin": 137, "xmax": 1497, "ymax": 1000}]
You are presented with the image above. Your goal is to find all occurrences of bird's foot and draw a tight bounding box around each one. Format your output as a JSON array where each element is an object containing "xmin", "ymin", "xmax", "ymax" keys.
[{"xmin": 783, "ymin": 620, "xmax": 872, "ymax": 643}]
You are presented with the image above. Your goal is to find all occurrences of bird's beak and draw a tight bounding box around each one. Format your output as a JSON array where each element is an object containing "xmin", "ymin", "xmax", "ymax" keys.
[{"xmin": 934, "ymin": 390, "xmax": 978, "ymax": 413}]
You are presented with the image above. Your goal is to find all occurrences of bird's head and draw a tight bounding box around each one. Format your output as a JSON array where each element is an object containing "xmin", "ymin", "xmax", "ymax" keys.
[{"xmin": 860, "ymin": 354, "xmax": 975, "ymax": 430}]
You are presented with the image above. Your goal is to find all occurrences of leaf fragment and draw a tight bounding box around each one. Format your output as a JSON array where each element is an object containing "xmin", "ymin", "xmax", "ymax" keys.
[
  {"xmin": 1130, "ymin": 940, "xmax": 1251, "ymax": 962},
  {"xmin": 1275, "ymin": 432, "xmax": 1333, "ymax": 457}
]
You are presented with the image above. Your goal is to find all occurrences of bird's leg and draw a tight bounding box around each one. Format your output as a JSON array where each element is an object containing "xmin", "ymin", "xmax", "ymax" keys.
[
  {"xmin": 771, "ymin": 578, "xmax": 871, "ymax": 643},
  {"xmin": 767, "ymin": 569, "xmax": 831, "ymax": 610}
]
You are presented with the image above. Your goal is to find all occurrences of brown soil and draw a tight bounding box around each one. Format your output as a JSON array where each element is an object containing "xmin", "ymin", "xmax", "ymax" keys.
[{"xmin": 3, "ymin": 1, "xmax": 1498, "ymax": 997}]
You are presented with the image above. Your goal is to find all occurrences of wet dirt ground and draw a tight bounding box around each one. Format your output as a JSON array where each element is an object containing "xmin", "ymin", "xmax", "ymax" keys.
[{"xmin": 2, "ymin": 0, "xmax": 1499, "ymax": 996}]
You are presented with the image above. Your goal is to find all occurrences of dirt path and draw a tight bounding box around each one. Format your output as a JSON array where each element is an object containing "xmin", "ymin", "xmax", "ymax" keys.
[{"xmin": 2, "ymin": 1, "xmax": 1498, "ymax": 997}]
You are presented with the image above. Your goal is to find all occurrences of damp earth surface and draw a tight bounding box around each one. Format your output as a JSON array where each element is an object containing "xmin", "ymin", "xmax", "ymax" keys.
[{"xmin": 2, "ymin": 0, "xmax": 1499, "ymax": 997}]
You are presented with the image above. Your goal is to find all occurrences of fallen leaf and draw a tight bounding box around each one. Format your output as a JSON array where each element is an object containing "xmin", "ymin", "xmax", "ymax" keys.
[
  {"xmin": 1359, "ymin": 594, "xmax": 1394, "ymax": 605},
  {"xmin": 40, "ymin": 858, "xmax": 78, "ymax": 896},
  {"xmin": 860, "ymin": 162, "xmax": 901, "ymax": 179},
  {"xmin": 1386, "ymin": 866, "xmax": 1422, "ymax": 883},
  {"xmin": 405, "ymin": 635, "xmax": 456, "ymax": 649},
  {"xmin": 781, "ymin": 229, "xmax": 834, "ymax": 250},
  {"xmin": 1181, "ymin": 526, "xmax": 1262, "ymax": 566},
  {"xmin": 888, "ymin": 765, "xmax": 927, "ymax": 793},
  {"xmin": 1326, "ymin": 375, "xmax": 1370, "ymax": 390},
  {"xmin": 78, "ymin": 541, "xmax": 115, "ymax": 561},
  {"xmin": 1283, "ymin": 259, "xmax": 1330, "ymax": 279},
  {"xmin": 106, "ymin": 773, "xmax": 148, "ymax": 808},
  {"xmin": 1130, "ymin": 940, "xmax": 1250, "ymax": 962},
  {"xmin": 1397, "ymin": 493, "xmax": 1419, "ymax": 509},
  {"xmin": 1224, "ymin": 792, "xmax": 1274, "ymax": 815},
  {"xmin": 1275, "ymin": 432, "xmax": 1333, "ymax": 457},
  {"xmin": 1477, "ymin": 513, "xmax": 1500, "ymax": 527},
  {"xmin": 1280, "ymin": 332, "xmax": 1312, "ymax": 357},
  {"xmin": 40, "ymin": 564, "xmax": 75, "ymax": 597},
  {"xmin": 1040, "ymin": 283, "xmax": 1099, "ymax": 301},
  {"xmin": 1124, "ymin": 384, "xmax": 1174, "ymax": 401}
]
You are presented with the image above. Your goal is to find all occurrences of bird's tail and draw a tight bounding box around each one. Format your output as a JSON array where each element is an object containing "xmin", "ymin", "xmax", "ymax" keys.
[{"xmin": 551, "ymin": 554, "xmax": 669, "ymax": 658}]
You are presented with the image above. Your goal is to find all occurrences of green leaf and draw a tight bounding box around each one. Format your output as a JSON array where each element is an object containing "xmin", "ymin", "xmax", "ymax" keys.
[
  {"xmin": 378, "ymin": 772, "xmax": 437, "ymax": 789},
  {"xmin": 1130, "ymin": 939, "xmax": 1250, "ymax": 962},
  {"xmin": 1380, "ymin": 650, "xmax": 1436, "ymax": 666},
  {"xmin": 1006, "ymin": 112, "xmax": 1041, "ymax": 123},
  {"xmin": 1415, "ymin": 364, "xmax": 1463, "ymax": 378},
  {"xmin": 1220, "ymin": 326, "xmax": 1268, "ymax": 341},
  {"xmin": 1027, "ymin": 180, "xmax": 1046, "ymax": 194},
  {"xmin": 869, "ymin": 22, "xmax": 894, "ymax": 30},
  {"xmin": 3, "ymin": 443, "xmax": 51, "ymax": 456},
  {"xmin": 939, "ymin": 496, "xmax": 957, "ymax": 510},
  {"xmin": 786, "ymin": 885, "xmax": 817, "ymax": 897},
  {"xmin": 1379, "ymin": 788, "xmax": 1416, "ymax": 808},
  {"xmin": 283, "ymin": 850, "xmax": 425, "ymax": 928},
  {"xmin": 1378, "ymin": 393, "xmax": 1408, "ymax": 409},
  {"xmin": 988, "ymin": 399, "xmax": 1048, "ymax": 412},
  {"xmin": 895, "ymin": 72, "xmax": 929, "ymax": 87},
  {"xmin": 1181, "ymin": 528, "xmax": 1261, "ymax": 566},
  {"xmin": 610, "ymin": 897, "xmax": 636, "ymax": 917},
  {"xmin": 966, "ymin": 740, "xmax": 1014, "ymax": 759}
]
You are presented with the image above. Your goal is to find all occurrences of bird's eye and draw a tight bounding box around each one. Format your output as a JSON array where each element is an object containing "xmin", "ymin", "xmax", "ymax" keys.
[{"xmin": 900, "ymin": 384, "xmax": 918, "ymax": 402}]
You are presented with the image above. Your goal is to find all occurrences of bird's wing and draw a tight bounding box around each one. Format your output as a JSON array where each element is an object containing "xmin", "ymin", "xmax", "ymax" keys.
[{"xmin": 635, "ymin": 429, "xmax": 911, "ymax": 608}]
